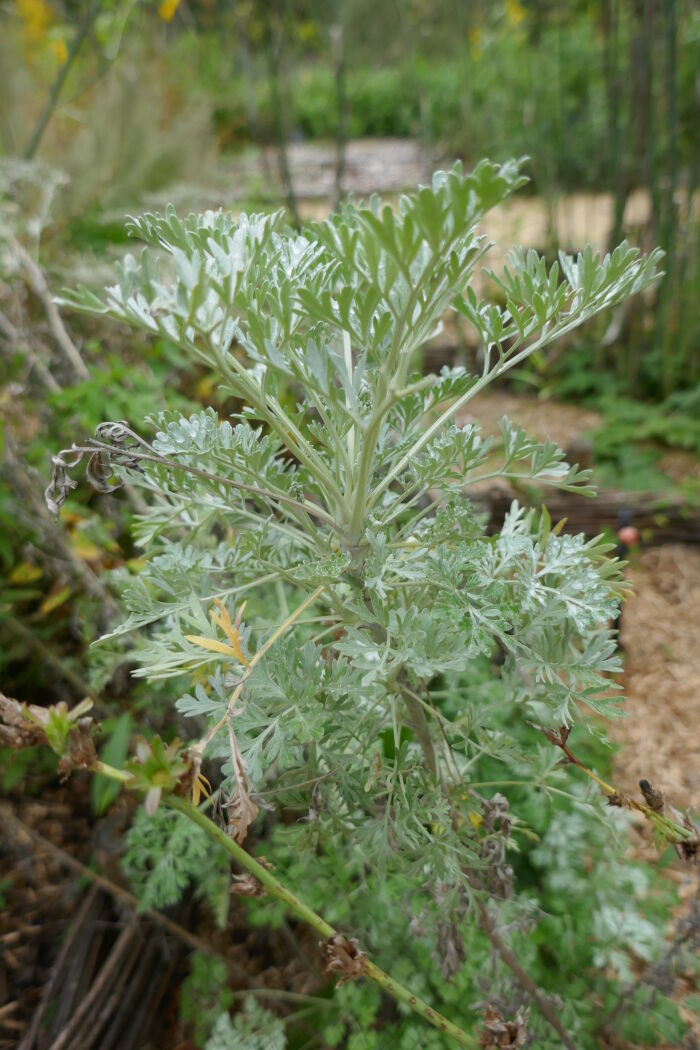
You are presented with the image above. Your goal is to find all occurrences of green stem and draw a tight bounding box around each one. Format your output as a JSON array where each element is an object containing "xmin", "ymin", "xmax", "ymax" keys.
[
  {"xmin": 344, "ymin": 237, "xmax": 446, "ymax": 542},
  {"xmin": 92, "ymin": 762, "xmax": 477, "ymax": 1047},
  {"xmin": 176, "ymin": 797, "xmax": 482, "ymax": 1045},
  {"xmin": 79, "ymin": 441, "xmax": 341, "ymax": 535},
  {"xmin": 24, "ymin": 1, "xmax": 101, "ymax": 160},
  {"xmin": 215, "ymin": 349, "xmax": 346, "ymax": 513},
  {"xmin": 367, "ymin": 308, "xmax": 614, "ymax": 513},
  {"xmin": 173, "ymin": 796, "xmax": 477, "ymax": 1047},
  {"xmin": 554, "ymin": 739, "xmax": 694, "ymax": 842},
  {"xmin": 169, "ymin": 793, "xmax": 336, "ymax": 934}
]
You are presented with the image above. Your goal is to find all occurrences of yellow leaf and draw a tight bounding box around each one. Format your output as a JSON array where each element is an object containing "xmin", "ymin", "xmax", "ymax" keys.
[
  {"xmin": 210, "ymin": 598, "xmax": 249, "ymax": 666},
  {"xmin": 10, "ymin": 561, "xmax": 43, "ymax": 584},
  {"xmin": 468, "ymin": 811, "xmax": 483, "ymax": 830},
  {"xmin": 39, "ymin": 585, "xmax": 72, "ymax": 616},
  {"xmin": 192, "ymin": 773, "xmax": 212, "ymax": 807},
  {"xmin": 184, "ymin": 635, "xmax": 243, "ymax": 657},
  {"xmin": 70, "ymin": 535, "xmax": 102, "ymax": 561}
]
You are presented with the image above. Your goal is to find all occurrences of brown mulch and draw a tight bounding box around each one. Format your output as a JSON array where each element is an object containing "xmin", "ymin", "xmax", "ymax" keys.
[
  {"xmin": 603, "ymin": 545, "xmax": 700, "ymax": 1049},
  {"xmin": 615, "ymin": 544, "xmax": 700, "ymax": 817}
]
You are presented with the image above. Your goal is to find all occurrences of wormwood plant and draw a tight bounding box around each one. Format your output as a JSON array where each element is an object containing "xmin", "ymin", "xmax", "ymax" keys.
[{"xmin": 37, "ymin": 159, "xmax": 694, "ymax": 1045}]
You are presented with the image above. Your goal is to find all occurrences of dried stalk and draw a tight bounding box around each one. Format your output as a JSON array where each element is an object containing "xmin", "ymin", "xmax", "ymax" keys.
[
  {"xmin": 46, "ymin": 917, "xmax": 140, "ymax": 1050},
  {"xmin": 475, "ymin": 899, "xmax": 576, "ymax": 1050},
  {"xmin": 17, "ymin": 885, "xmax": 101, "ymax": 1050},
  {"xmin": 23, "ymin": 1, "xmax": 102, "ymax": 162},
  {"xmin": 0, "ymin": 307, "xmax": 61, "ymax": 392},
  {"xmin": 0, "ymin": 805, "xmax": 251, "ymax": 982},
  {"xmin": 531, "ymin": 723, "xmax": 697, "ymax": 855},
  {"xmin": 10, "ymin": 236, "xmax": 89, "ymax": 381}
]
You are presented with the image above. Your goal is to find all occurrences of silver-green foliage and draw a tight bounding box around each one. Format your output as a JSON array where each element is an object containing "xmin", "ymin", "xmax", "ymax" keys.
[{"xmin": 62, "ymin": 159, "xmax": 662, "ymax": 907}]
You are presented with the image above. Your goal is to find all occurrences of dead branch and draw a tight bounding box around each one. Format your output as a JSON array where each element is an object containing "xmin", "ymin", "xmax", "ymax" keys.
[{"xmin": 476, "ymin": 900, "xmax": 576, "ymax": 1050}]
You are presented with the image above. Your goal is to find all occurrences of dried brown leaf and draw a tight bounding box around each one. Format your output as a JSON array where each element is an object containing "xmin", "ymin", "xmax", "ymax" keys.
[
  {"xmin": 0, "ymin": 694, "xmax": 44, "ymax": 749},
  {"xmin": 223, "ymin": 787, "xmax": 259, "ymax": 844},
  {"xmin": 478, "ymin": 1004, "xmax": 530, "ymax": 1048},
  {"xmin": 230, "ymin": 873, "xmax": 265, "ymax": 897},
  {"xmin": 59, "ymin": 721, "xmax": 98, "ymax": 775},
  {"xmin": 320, "ymin": 934, "xmax": 366, "ymax": 985}
]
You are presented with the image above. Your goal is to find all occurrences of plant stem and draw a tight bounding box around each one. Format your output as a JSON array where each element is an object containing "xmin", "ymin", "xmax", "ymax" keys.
[
  {"xmin": 367, "ymin": 306, "xmax": 626, "ymax": 513},
  {"xmin": 10, "ymin": 236, "xmax": 89, "ymax": 380},
  {"xmin": 214, "ymin": 349, "xmax": 347, "ymax": 513},
  {"xmin": 70, "ymin": 440, "xmax": 341, "ymax": 534},
  {"xmin": 168, "ymin": 792, "xmax": 336, "ymax": 933},
  {"xmin": 536, "ymin": 729, "xmax": 694, "ymax": 844},
  {"xmin": 330, "ymin": 10, "xmax": 347, "ymax": 209},
  {"xmin": 265, "ymin": 3, "xmax": 301, "ymax": 229},
  {"xmin": 2, "ymin": 613, "xmax": 96, "ymax": 701},
  {"xmin": 401, "ymin": 684, "xmax": 438, "ymax": 780},
  {"xmin": 170, "ymin": 795, "xmax": 477, "ymax": 1046},
  {"xmin": 89, "ymin": 759, "xmax": 477, "ymax": 1047}
]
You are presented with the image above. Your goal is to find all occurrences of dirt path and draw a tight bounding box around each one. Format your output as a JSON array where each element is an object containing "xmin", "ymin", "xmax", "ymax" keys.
[{"xmin": 221, "ymin": 137, "xmax": 653, "ymax": 257}]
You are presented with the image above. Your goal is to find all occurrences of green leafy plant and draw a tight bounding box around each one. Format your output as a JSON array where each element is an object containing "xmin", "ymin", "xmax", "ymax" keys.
[
  {"xmin": 205, "ymin": 996, "xmax": 286, "ymax": 1050},
  {"xmin": 179, "ymin": 951, "xmax": 235, "ymax": 1047},
  {"xmin": 123, "ymin": 806, "xmax": 230, "ymax": 923},
  {"xmin": 39, "ymin": 158, "xmax": 695, "ymax": 1046}
]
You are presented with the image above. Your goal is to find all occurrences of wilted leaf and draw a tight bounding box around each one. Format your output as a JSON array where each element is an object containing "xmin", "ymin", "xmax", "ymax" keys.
[
  {"xmin": 38, "ymin": 585, "xmax": 72, "ymax": 616},
  {"xmin": 478, "ymin": 1005, "xmax": 530, "ymax": 1048},
  {"xmin": 9, "ymin": 562, "xmax": 42, "ymax": 584},
  {"xmin": 184, "ymin": 635, "xmax": 245, "ymax": 658}
]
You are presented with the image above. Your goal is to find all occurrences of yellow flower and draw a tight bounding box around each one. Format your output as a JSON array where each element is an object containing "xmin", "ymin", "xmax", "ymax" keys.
[
  {"xmin": 506, "ymin": 0, "xmax": 526, "ymax": 26},
  {"xmin": 157, "ymin": 0, "xmax": 180, "ymax": 23},
  {"xmin": 48, "ymin": 36, "xmax": 67, "ymax": 64}
]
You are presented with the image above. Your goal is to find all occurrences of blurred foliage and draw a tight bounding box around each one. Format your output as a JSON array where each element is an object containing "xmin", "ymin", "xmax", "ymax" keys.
[
  {"xmin": 2, "ymin": 0, "xmax": 697, "ymax": 400},
  {"xmin": 0, "ymin": 157, "xmax": 200, "ymax": 715}
]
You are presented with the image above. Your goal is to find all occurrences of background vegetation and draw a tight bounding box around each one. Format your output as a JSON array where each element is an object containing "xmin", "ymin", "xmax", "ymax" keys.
[{"xmin": 1, "ymin": 2, "xmax": 698, "ymax": 1048}]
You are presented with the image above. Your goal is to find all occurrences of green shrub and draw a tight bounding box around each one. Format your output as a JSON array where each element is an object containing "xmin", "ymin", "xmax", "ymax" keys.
[{"xmin": 40, "ymin": 159, "xmax": 692, "ymax": 1047}]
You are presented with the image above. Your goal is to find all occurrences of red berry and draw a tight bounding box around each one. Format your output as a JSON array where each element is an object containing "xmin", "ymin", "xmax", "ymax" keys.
[{"xmin": 617, "ymin": 525, "xmax": 640, "ymax": 546}]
